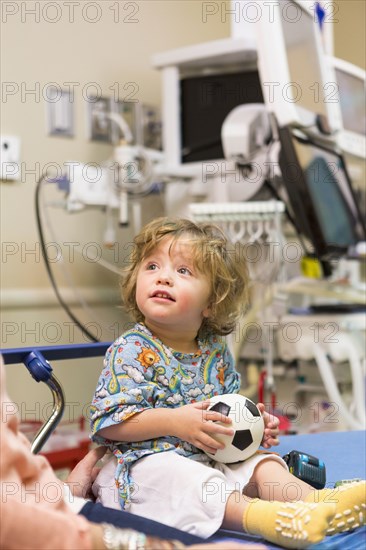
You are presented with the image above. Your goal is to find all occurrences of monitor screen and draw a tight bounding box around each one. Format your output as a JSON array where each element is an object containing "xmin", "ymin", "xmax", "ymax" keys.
[
  {"xmin": 256, "ymin": 0, "xmax": 342, "ymax": 133},
  {"xmin": 335, "ymin": 67, "xmax": 366, "ymax": 136},
  {"xmin": 278, "ymin": 126, "xmax": 366, "ymax": 259},
  {"xmin": 180, "ymin": 70, "xmax": 264, "ymax": 163},
  {"xmin": 281, "ymin": 8, "xmax": 328, "ymax": 120},
  {"xmin": 304, "ymin": 156, "xmax": 357, "ymax": 247}
]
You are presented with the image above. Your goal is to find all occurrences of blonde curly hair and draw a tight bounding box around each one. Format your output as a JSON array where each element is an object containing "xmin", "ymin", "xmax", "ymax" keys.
[{"xmin": 121, "ymin": 217, "xmax": 250, "ymax": 336}]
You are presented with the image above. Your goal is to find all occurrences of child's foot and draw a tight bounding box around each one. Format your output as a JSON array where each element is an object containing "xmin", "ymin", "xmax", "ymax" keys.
[
  {"xmin": 306, "ymin": 480, "xmax": 366, "ymax": 535},
  {"xmin": 243, "ymin": 499, "xmax": 335, "ymax": 549}
]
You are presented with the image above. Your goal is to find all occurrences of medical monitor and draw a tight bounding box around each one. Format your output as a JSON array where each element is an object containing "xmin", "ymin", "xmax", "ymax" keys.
[
  {"xmin": 278, "ymin": 126, "xmax": 366, "ymax": 260},
  {"xmin": 330, "ymin": 56, "xmax": 366, "ymax": 159},
  {"xmin": 180, "ymin": 70, "xmax": 264, "ymax": 164},
  {"xmin": 152, "ymin": 37, "xmax": 260, "ymax": 176},
  {"xmin": 256, "ymin": 0, "xmax": 342, "ymax": 135}
]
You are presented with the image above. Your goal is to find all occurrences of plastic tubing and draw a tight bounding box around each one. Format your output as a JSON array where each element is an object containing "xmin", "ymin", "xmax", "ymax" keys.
[
  {"xmin": 312, "ymin": 341, "xmax": 364, "ymax": 430},
  {"xmin": 335, "ymin": 333, "xmax": 366, "ymax": 426}
]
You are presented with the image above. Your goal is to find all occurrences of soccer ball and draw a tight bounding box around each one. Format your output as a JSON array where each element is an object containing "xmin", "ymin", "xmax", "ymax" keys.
[{"xmin": 205, "ymin": 393, "xmax": 264, "ymax": 463}]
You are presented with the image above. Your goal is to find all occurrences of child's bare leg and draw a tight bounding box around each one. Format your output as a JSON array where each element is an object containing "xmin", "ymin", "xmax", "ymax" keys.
[
  {"xmin": 222, "ymin": 490, "xmax": 335, "ymax": 549},
  {"xmin": 244, "ymin": 459, "xmax": 313, "ymax": 502}
]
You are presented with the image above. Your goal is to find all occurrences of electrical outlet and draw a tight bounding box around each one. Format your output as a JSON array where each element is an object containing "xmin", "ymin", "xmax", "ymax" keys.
[
  {"xmin": 0, "ymin": 135, "xmax": 21, "ymax": 181},
  {"xmin": 47, "ymin": 88, "xmax": 74, "ymax": 137},
  {"xmin": 87, "ymin": 97, "xmax": 112, "ymax": 142}
]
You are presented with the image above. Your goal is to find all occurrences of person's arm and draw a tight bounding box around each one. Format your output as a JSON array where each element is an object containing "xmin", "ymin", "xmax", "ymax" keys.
[
  {"xmin": 65, "ymin": 446, "xmax": 107, "ymax": 499},
  {"xmin": 0, "ymin": 498, "xmax": 93, "ymax": 550},
  {"xmin": 1, "ymin": 499, "xmax": 204, "ymax": 550},
  {"xmin": 99, "ymin": 401, "xmax": 235, "ymax": 455}
]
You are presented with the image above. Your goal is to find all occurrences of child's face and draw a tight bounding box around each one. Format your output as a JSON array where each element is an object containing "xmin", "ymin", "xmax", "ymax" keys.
[{"xmin": 135, "ymin": 237, "xmax": 211, "ymax": 334}]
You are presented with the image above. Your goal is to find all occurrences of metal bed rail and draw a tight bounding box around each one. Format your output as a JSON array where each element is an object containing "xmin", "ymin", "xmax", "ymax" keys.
[{"xmin": 1, "ymin": 343, "xmax": 111, "ymax": 454}]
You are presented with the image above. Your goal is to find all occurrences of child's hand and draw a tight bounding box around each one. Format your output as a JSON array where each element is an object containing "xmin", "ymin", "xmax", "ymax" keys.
[
  {"xmin": 257, "ymin": 402, "xmax": 280, "ymax": 449},
  {"xmin": 171, "ymin": 400, "xmax": 234, "ymax": 454}
]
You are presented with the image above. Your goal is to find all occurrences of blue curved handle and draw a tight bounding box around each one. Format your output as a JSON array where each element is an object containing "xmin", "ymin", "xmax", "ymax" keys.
[{"xmin": 24, "ymin": 350, "xmax": 52, "ymax": 382}]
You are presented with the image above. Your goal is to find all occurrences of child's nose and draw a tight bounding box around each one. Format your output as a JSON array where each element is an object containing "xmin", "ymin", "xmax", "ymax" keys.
[{"xmin": 156, "ymin": 271, "xmax": 173, "ymax": 286}]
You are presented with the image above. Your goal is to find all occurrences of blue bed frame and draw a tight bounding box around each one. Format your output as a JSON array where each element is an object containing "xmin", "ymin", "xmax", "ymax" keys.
[{"xmin": 2, "ymin": 344, "xmax": 365, "ymax": 549}]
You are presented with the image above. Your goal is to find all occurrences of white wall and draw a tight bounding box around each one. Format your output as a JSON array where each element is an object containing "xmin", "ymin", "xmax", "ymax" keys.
[{"xmin": 334, "ymin": 0, "xmax": 365, "ymax": 69}]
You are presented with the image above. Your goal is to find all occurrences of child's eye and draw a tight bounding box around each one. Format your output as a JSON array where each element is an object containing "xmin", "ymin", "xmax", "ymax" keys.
[
  {"xmin": 146, "ymin": 263, "xmax": 158, "ymax": 270},
  {"xmin": 178, "ymin": 267, "xmax": 192, "ymax": 275}
]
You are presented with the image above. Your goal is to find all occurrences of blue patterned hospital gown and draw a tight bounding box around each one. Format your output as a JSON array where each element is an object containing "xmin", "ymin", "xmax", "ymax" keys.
[{"xmin": 90, "ymin": 322, "xmax": 240, "ymax": 509}]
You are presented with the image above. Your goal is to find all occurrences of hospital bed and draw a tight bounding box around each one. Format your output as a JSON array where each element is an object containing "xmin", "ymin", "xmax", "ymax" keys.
[{"xmin": 2, "ymin": 343, "xmax": 365, "ymax": 549}]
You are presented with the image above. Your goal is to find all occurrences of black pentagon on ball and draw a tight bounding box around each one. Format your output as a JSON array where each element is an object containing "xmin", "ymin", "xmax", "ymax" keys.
[
  {"xmin": 210, "ymin": 401, "xmax": 231, "ymax": 417},
  {"xmin": 232, "ymin": 429, "xmax": 253, "ymax": 451},
  {"xmin": 245, "ymin": 399, "xmax": 261, "ymax": 417}
]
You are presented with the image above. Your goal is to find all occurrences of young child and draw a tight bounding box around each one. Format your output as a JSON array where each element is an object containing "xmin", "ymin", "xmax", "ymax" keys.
[{"xmin": 91, "ymin": 217, "xmax": 365, "ymax": 549}]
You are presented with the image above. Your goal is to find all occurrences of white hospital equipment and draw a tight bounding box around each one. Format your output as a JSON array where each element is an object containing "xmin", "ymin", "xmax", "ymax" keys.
[
  {"xmin": 66, "ymin": 110, "xmax": 165, "ymax": 227},
  {"xmin": 330, "ymin": 56, "xmax": 366, "ymax": 160},
  {"xmin": 221, "ymin": 103, "xmax": 272, "ymax": 166},
  {"xmin": 153, "ymin": 1, "xmax": 365, "ymax": 431},
  {"xmin": 151, "ymin": 37, "xmax": 269, "ymax": 214},
  {"xmin": 253, "ymin": 2, "xmax": 366, "ymax": 429},
  {"xmin": 190, "ymin": 200, "xmax": 287, "ymax": 402},
  {"xmin": 277, "ymin": 311, "xmax": 366, "ymax": 430},
  {"xmin": 255, "ymin": 0, "xmax": 343, "ymax": 136}
]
